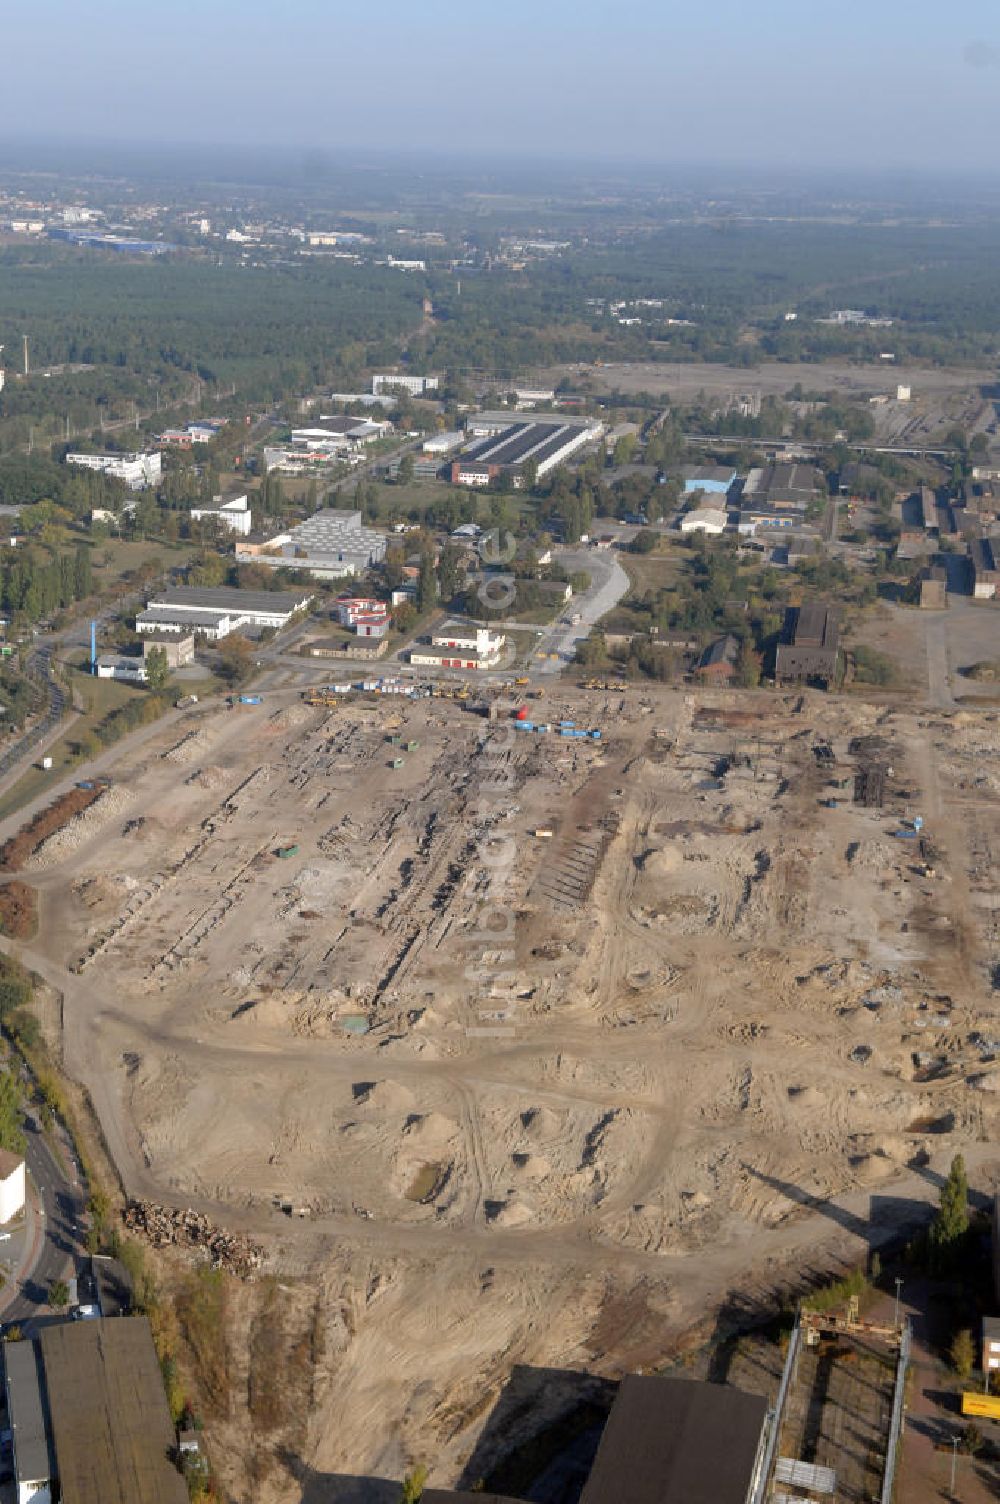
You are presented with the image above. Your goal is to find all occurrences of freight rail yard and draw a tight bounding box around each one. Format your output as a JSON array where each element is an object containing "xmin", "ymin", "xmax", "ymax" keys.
[{"xmin": 7, "ymin": 680, "xmax": 1000, "ymax": 1495}]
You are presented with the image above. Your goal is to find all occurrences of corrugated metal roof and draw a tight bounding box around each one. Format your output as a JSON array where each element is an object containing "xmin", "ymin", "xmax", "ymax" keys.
[{"xmin": 40, "ymin": 1318, "xmax": 187, "ymax": 1504}]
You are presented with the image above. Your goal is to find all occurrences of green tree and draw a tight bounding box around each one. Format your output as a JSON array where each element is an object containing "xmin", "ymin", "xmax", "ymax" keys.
[
  {"xmin": 48, "ymin": 1279, "xmax": 70, "ymax": 1310},
  {"xmin": 437, "ymin": 543, "xmax": 465, "ymax": 605},
  {"xmin": 397, "ymin": 453, "xmax": 415, "ymax": 487},
  {"xmin": 950, "ymin": 1328, "xmax": 975, "ymax": 1379},
  {"xmin": 0, "ymin": 1070, "xmax": 25, "ymax": 1154},
  {"xmin": 74, "ymin": 544, "xmax": 93, "ymax": 599},
  {"xmin": 400, "ymin": 1464, "xmax": 427, "ymax": 1503},
  {"xmin": 416, "ymin": 553, "xmax": 437, "ymax": 612},
  {"xmin": 929, "ymin": 1153, "xmax": 969, "ymax": 1271},
  {"xmin": 217, "ymin": 634, "xmax": 253, "ymax": 686},
  {"xmin": 144, "ymin": 646, "xmax": 170, "ymax": 692}
]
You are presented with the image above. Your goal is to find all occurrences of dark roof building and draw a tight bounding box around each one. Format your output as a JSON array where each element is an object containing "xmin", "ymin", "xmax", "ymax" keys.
[
  {"xmin": 451, "ymin": 418, "xmax": 601, "ymax": 486},
  {"xmin": 423, "ymin": 1377, "xmax": 770, "ymax": 1504},
  {"xmin": 39, "ymin": 1317, "xmax": 188, "ymax": 1504},
  {"xmin": 580, "ymin": 1376, "xmax": 769, "ymax": 1504},
  {"xmin": 697, "ymin": 634, "xmax": 741, "ymax": 681},
  {"xmin": 774, "ymin": 602, "xmax": 840, "ymax": 685},
  {"xmin": 745, "ymin": 462, "xmax": 821, "ymax": 511},
  {"xmin": 423, "ymin": 1494, "xmax": 522, "ymax": 1504}
]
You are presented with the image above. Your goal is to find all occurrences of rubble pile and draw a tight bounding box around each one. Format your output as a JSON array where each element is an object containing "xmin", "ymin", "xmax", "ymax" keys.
[{"xmin": 124, "ymin": 1200, "xmax": 266, "ymax": 1277}]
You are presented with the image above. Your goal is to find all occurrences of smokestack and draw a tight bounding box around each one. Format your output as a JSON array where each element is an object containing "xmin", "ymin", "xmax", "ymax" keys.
[
  {"xmin": 22, "ymin": 334, "xmax": 28, "ymax": 377},
  {"xmin": 91, "ymin": 620, "xmax": 97, "ymax": 672}
]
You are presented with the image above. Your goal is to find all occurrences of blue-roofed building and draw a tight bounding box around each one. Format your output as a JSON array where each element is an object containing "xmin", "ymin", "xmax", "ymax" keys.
[{"xmin": 682, "ymin": 465, "xmax": 738, "ymax": 495}]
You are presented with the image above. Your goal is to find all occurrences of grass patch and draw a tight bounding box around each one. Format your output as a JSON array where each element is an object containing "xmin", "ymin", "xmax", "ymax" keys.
[{"xmin": 175, "ymin": 1267, "xmax": 230, "ymax": 1418}]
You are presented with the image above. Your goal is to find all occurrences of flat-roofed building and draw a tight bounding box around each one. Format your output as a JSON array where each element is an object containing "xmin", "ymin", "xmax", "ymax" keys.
[
  {"xmin": 190, "ymin": 492, "xmax": 252, "ymax": 536},
  {"xmin": 580, "ymin": 1376, "xmax": 769, "ymax": 1504},
  {"xmin": 65, "ymin": 451, "xmax": 162, "ymax": 491},
  {"xmin": 410, "ymin": 623, "xmax": 506, "ymax": 670},
  {"xmin": 5, "ymin": 1336, "xmax": 55, "ymax": 1504},
  {"xmin": 680, "ymin": 507, "xmax": 728, "ymax": 535},
  {"xmin": 39, "ymin": 1317, "xmax": 188, "ymax": 1504},
  {"xmin": 682, "ymin": 465, "xmax": 737, "ymax": 495},
  {"xmin": 236, "ymin": 508, "xmax": 387, "ymax": 579},
  {"xmin": 95, "ymin": 654, "xmax": 148, "ymax": 683},
  {"xmin": 372, "ymin": 373, "xmax": 439, "ymax": 396},
  {"xmin": 142, "ymin": 632, "xmax": 195, "ymax": 669},
  {"xmin": 137, "ymin": 586, "xmax": 311, "ymax": 640},
  {"xmin": 775, "ymin": 602, "xmax": 840, "ymax": 685},
  {"xmin": 743, "ymin": 462, "xmax": 820, "ymax": 511},
  {"xmin": 425, "ymin": 1376, "xmax": 770, "ymax": 1504}
]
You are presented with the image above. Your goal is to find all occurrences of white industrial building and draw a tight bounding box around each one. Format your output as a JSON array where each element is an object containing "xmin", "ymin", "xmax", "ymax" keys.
[
  {"xmin": 680, "ymin": 507, "xmax": 729, "ymax": 535},
  {"xmin": 0, "ymin": 1148, "xmax": 25, "ymax": 1224},
  {"xmin": 372, "ymin": 372, "xmax": 439, "ymax": 396},
  {"xmin": 95, "ymin": 654, "xmax": 148, "ymax": 683},
  {"xmin": 136, "ymin": 586, "xmax": 312, "ymax": 639},
  {"xmin": 190, "ymin": 493, "xmax": 252, "ymax": 535},
  {"xmin": 236, "ymin": 509, "xmax": 387, "ymax": 578},
  {"xmin": 410, "ymin": 622, "xmax": 506, "ymax": 670},
  {"xmin": 290, "ymin": 416, "xmax": 390, "ymax": 450},
  {"xmin": 65, "ymin": 451, "xmax": 162, "ymax": 491},
  {"xmin": 421, "ymin": 431, "xmax": 463, "ymax": 455}
]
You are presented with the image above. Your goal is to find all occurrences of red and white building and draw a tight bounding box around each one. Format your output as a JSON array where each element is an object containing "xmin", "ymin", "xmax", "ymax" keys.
[{"xmin": 409, "ymin": 622, "xmax": 506, "ymax": 671}]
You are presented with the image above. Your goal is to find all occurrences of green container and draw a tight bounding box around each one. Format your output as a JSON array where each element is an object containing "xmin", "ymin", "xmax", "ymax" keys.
[
  {"xmin": 406, "ymin": 740, "xmax": 420, "ymax": 751},
  {"xmin": 276, "ymin": 844, "xmax": 299, "ymax": 859},
  {"xmin": 391, "ymin": 758, "xmax": 404, "ymax": 769}
]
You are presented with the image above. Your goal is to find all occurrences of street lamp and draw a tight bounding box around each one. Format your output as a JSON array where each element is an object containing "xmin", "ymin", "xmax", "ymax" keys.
[
  {"xmin": 950, "ymin": 1434, "xmax": 959, "ymax": 1498},
  {"xmin": 894, "ymin": 1276, "xmax": 903, "ymax": 1330}
]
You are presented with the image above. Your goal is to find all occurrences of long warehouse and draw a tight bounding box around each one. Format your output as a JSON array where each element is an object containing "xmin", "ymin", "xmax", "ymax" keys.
[{"xmin": 450, "ymin": 418, "xmax": 602, "ymax": 487}]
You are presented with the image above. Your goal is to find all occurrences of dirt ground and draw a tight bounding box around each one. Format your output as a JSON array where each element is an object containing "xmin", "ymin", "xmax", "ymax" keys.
[
  {"xmin": 11, "ymin": 679, "xmax": 1000, "ymax": 1498},
  {"xmin": 538, "ymin": 359, "xmax": 998, "ymax": 403}
]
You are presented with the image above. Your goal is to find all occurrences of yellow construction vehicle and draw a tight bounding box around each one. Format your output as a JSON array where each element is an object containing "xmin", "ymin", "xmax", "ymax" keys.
[
  {"xmin": 304, "ymin": 690, "xmax": 338, "ymax": 708},
  {"xmin": 514, "ymin": 676, "xmax": 530, "ymax": 687}
]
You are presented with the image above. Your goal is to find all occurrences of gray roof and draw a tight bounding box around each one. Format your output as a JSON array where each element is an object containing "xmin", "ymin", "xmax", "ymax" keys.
[
  {"xmin": 146, "ymin": 586, "xmax": 311, "ymax": 614},
  {"xmin": 282, "ymin": 509, "xmax": 387, "ymax": 562},
  {"xmin": 5, "ymin": 1338, "xmax": 54, "ymax": 1485},
  {"xmin": 137, "ymin": 608, "xmax": 232, "ymax": 629},
  {"xmin": 39, "ymin": 1318, "xmax": 188, "ymax": 1504},
  {"xmin": 580, "ymin": 1376, "xmax": 768, "ymax": 1504},
  {"xmin": 682, "ymin": 465, "xmax": 737, "ymax": 485}
]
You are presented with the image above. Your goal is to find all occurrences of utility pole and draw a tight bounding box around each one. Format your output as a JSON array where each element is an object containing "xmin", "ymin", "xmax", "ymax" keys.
[
  {"xmin": 22, "ymin": 334, "xmax": 29, "ymax": 377},
  {"xmin": 950, "ymin": 1434, "xmax": 959, "ymax": 1498},
  {"xmin": 893, "ymin": 1277, "xmax": 903, "ymax": 1330}
]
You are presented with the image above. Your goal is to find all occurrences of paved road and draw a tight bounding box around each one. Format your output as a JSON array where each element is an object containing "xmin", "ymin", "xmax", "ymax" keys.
[
  {"xmin": 0, "ymin": 646, "xmax": 67, "ymax": 787},
  {"xmin": 531, "ymin": 546, "xmax": 630, "ymax": 673},
  {"xmin": 0, "ymin": 1110, "xmax": 87, "ymax": 1330}
]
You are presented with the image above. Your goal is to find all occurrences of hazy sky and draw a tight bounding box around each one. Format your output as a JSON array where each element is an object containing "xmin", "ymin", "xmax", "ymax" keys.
[{"xmin": 6, "ymin": 0, "xmax": 1000, "ymax": 171}]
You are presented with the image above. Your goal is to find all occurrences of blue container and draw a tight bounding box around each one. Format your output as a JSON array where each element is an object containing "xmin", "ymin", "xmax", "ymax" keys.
[
  {"xmin": 590, "ymin": 729, "xmax": 602, "ymax": 740},
  {"xmin": 560, "ymin": 728, "xmax": 574, "ymax": 738},
  {"xmin": 559, "ymin": 720, "xmax": 576, "ymax": 728},
  {"xmin": 516, "ymin": 720, "xmax": 534, "ymax": 731}
]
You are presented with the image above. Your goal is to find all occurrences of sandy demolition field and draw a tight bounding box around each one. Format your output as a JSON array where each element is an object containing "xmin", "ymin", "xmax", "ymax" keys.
[{"xmin": 15, "ymin": 684, "xmax": 1000, "ymax": 1496}]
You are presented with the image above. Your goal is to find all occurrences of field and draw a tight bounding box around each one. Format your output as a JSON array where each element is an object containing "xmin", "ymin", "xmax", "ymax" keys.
[
  {"xmin": 541, "ymin": 359, "xmax": 999, "ymax": 403},
  {"xmin": 9, "ymin": 677, "xmax": 1000, "ymax": 1496}
]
